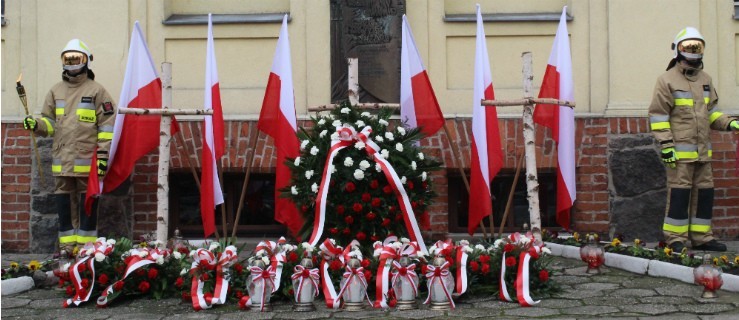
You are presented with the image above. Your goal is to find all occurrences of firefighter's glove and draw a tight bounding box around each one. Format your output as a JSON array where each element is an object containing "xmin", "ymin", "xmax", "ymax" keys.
[
  {"xmin": 23, "ymin": 116, "xmax": 37, "ymax": 131},
  {"xmin": 730, "ymin": 120, "xmax": 739, "ymax": 131},
  {"xmin": 97, "ymin": 158, "xmax": 108, "ymax": 176},
  {"xmin": 661, "ymin": 147, "xmax": 677, "ymax": 169}
]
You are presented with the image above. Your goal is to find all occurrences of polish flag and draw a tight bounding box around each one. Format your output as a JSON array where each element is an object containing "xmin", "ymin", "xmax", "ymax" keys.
[
  {"xmin": 534, "ymin": 7, "xmax": 576, "ymax": 229},
  {"xmin": 468, "ymin": 5, "xmax": 503, "ymax": 235},
  {"xmin": 258, "ymin": 15, "xmax": 302, "ymax": 236},
  {"xmin": 86, "ymin": 21, "xmax": 175, "ymax": 213},
  {"xmin": 200, "ymin": 14, "xmax": 225, "ymax": 238},
  {"xmin": 400, "ymin": 15, "xmax": 444, "ymax": 138}
]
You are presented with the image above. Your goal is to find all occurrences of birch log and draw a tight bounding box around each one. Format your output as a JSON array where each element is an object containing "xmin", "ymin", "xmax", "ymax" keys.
[
  {"xmin": 348, "ymin": 58, "xmax": 359, "ymax": 106},
  {"xmin": 157, "ymin": 62, "xmax": 173, "ymax": 243},
  {"xmin": 521, "ymin": 52, "xmax": 542, "ymax": 242}
]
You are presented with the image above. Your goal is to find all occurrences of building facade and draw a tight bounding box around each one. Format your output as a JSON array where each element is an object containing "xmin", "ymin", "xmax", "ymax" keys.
[{"xmin": 2, "ymin": 0, "xmax": 738, "ymax": 252}]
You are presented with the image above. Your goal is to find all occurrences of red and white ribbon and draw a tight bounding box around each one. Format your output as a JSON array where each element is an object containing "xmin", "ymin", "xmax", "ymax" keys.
[
  {"xmin": 96, "ymin": 246, "xmax": 169, "ymax": 307},
  {"xmin": 390, "ymin": 261, "xmax": 418, "ymax": 297},
  {"xmin": 188, "ymin": 247, "xmax": 222, "ymax": 311},
  {"xmin": 291, "ymin": 265, "xmax": 320, "ymax": 303},
  {"xmin": 423, "ymin": 261, "xmax": 455, "ymax": 309},
  {"xmin": 373, "ymin": 237, "xmax": 398, "ymax": 309},
  {"xmin": 308, "ymin": 126, "xmax": 427, "ymax": 254},
  {"xmin": 455, "ymin": 241, "xmax": 470, "ymax": 296},
  {"xmin": 515, "ymin": 250, "xmax": 541, "ymax": 306},
  {"xmin": 242, "ymin": 265, "xmax": 277, "ymax": 311},
  {"xmin": 65, "ymin": 238, "xmax": 115, "ymax": 308},
  {"xmin": 499, "ymin": 251, "xmax": 514, "ymax": 302},
  {"xmin": 337, "ymin": 265, "xmax": 372, "ymax": 306},
  {"xmin": 498, "ymin": 232, "xmax": 542, "ymax": 307},
  {"xmin": 254, "ymin": 238, "xmax": 287, "ymax": 291},
  {"xmin": 318, "ymin": 239, "xmax": 345, "ymax": 309},
  {"xmin": 211, "ymin": 246, "xmax": 238, "ymax": 305}
]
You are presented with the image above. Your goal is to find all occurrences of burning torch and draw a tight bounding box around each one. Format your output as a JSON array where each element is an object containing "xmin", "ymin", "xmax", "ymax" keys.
[{"xmin": 16, "ymin": 73, "xmax": 45, "ymax": 184}]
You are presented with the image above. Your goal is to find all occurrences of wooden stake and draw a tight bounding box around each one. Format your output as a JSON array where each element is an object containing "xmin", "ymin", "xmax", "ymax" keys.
[
  {"xmin": 498, "ymin": 152, "xmax": 524, "ymax": 238},
  {"xmin": 156, "ymin": 62, "xmax": 174, "ymax": 243},
  {"xmin": 174, "ymin": 126, "xmax": 201, "ymax": 190},
  {"xmin": 521, "ymin": 52, "xmax": 543, "ymax": 242},
  {"xmin": 231, "ymin": 124, "xmax": 260, "ymax": 240},
  {"xmin": 218, "ymin": 161, "xmax": 228, "ymax": 244}
]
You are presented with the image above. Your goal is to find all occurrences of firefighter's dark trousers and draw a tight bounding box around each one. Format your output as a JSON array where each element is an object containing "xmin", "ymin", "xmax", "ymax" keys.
[
  {"xmin": 663, "ymin": 161, "xmax": 715, "ymax": 246},
  {"xmin": 55, "ymin": 176, "xmax": 98, "ymax": 250}
]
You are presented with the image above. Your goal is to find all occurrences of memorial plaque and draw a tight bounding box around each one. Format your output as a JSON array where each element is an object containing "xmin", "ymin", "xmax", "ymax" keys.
[{"xmin": 331, "ymin": 0, "xmax": 405, "ymax": 103}]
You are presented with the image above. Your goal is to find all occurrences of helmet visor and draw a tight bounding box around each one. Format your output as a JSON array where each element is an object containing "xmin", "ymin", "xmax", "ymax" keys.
[
  {"xmin": 678, "ymin": 39, "xmax": 704, "ymax": 56},
  {"xmin": 61, "ymin": 51, "xmax": 88, "ymax": 66}
]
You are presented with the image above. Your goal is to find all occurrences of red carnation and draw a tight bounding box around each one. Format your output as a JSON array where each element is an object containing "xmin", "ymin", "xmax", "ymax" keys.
[
  {"xmin": 469, "ymin": 261, "xmax": 480, "ymax": 272},
  {"xmin": 479, "ymin": 254, "xmax": 491, "ymax": 264},
  {"xmin": 78, "ymin": 263, "xmax": 87, "ymax": 273},
  {"xmin": 481, "ymin": 263, "xmax": 490, "ymax": 274},
  {"xmin": 505, "ymin": 256, "xmax": 517, "ymax": 267},
  {"xmin": 301, "ymin": 205, "xmax": 309, "ymax": 213},
  {"xmin": 407, "ymin": 181, "xmax": 414, "ymax": 190},
  {"xmin": 504, "ymin": 243, "xmax": 515, "ymax": 253},
  {"xmin": 379, "ymin": 218, "xmax": 391, "ymax": 227},
  {"xmin": 148, "ymin": 268, "xmax": 159, "ymax": 279},
  {"xmin": 366, "ymin": 212, "xmax": 377, "ymax": 221},
  {"xmin": 411, "ymin": 201, "xmax": 418, "ymax": 209},
  {"xmin": 182, "ymin": 292, "xmax": 190, "ymax": 301},
  {"xmin": 175, "ymin": 277, "xmax": 184, "ymax": 288},
  {"xmin": 138, "ymin": 280, "xmax": 150, "ymax": 293},
  {"xmin": 395, "ymin": 214, "xmax": 403, "ymax": 221},
  {"xmin": 364, "ymin": 270, "xmax": 372, "ymax": 281},
  {"xmin": 234, "ymin": 263, "xmax": 244, "ymax": 274},
  {"xmin": 362, "ymin": 193, "xmax": 371, "ymax": 202},
  {"xmin": 98, "ymin": 274, "xmax": 109, "ymax": 285},
  {"xmin": 356, "ymin": 232, "xmax": 367, "ymax": 241},
  {"xmin": 80, "ymin": 278, "xmax": 89, "ymax": 288},
  {"xmin": 201, "ymin": 273, "xmax": 210, "ymax": 281},
  {"xmin": 361, "ymin": 258, "xmax": 371, "ymax": 268},
  {"xmin": 135, "ymin": 268, "xmax": 146, "ymax": 277},
  {"xmin": 345, "ymin": 182, "xmax": 356, "ymax": 192},
  {"xmin": 353, "ymin": 203, "xmax": 363, "ymax": 213},
  {"xmin": 342, "ymin": 228, "xmax": 351, "ymax": 235},
  {"xmin": 421, "ymin": 182, "xmax": 428, "ymax": 189},
  {"xmin": 336, "ymin": 205, "xmax": 345, "ymax": 215},
  {"xmin": 329, "ymin": 260, "xmax": 343, "ymax": 271},
  {"xmin": 388, "ymin": 206, "xmax": 396, "ymax": 213},
  {"xmin": 288, "ymin": 251, "xmax": 299, "ymax": 263},
  {"xmin": 66, "ymin": 285, "xmax": 75, "ymax": 297},
  {"xmin": 539, "ymin": 270, "xmax": 549, "ymax": 282},
  {"xmin": 370, "ymin": 179, "xmax": 379, "ymax": 189},
  {"xmin": 383, "ymin": 185, "xmax": 393, "ymax": 194},
  {"xmin": 235, "ymin": 290, "xmax": 244, "ymax": 299},
  {"xmin": 345, "ymin": 215, "xmax": 355, "ymax": 224},
  {"xmin": 371, "ymin": 198, "xmax": 382, "ymax": 208},
  {"xmin": 421, "ymin": 264, "xmax": 428, "ymax": 274},
  {"xmin": 288, "ymin": 288, "xmax": 294, "ymax": 296},
  {"xmin": 330, "ymin": 227, "xmax": 339, "ymax": 235},
  {"xmin": 113, "ymin": 280, "xmax": 124, "ymax": 291}
]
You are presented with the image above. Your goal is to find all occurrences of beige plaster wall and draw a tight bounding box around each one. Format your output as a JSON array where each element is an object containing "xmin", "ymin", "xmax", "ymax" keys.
[{"xmin": 2, "ymin": 0, "xmax": 738, "ymax": 120}]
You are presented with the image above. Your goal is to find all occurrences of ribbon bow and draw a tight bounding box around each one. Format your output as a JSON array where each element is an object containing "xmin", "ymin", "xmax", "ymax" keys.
[
  {"xmin": 187, "ymin": 245, "xmax": 238, "ymax": 311},
  {"xmin": 318, "ymin": 239, "xmax": 359, "ymax": 309},
  {"xmin": 337, "ymin": 265, "xmax": 372, "ymax": 306},
  {"xmin": 242, "ymin": 265, "xmax": 277, "ymax": 311},
  {"xmin": 65, "ymin": 238, "xmax": 115, "ymax": 308},
  {"xmin": 291, "ymin": 265, "xmax": 320, "ymax": 303},
  {"xmin": 390, "ymin": 261, "xmax": 419, "ymax": 298},
  {"xmin": 499, "ymin": 232, "xmax": 542, "ymax": 307},
  {"xmin": 424, "ymin": 261, "xmax": 455, "ymax": 309},
  {"xmin": 373, "ymin": 236, "xmax": 399, "ymax": 309}
]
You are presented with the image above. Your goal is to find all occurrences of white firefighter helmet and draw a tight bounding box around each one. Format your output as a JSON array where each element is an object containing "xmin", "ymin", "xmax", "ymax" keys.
[
  {"xmin": 671, "ymin": 27, "xmax": 704, "ymax": 59},
  {"xmin": 61, "ymin": 39, "xmax": 93, "ymax": 71}
]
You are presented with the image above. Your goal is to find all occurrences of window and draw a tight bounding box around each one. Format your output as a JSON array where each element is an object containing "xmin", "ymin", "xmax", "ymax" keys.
[
  {"xmin": 447, "ymin": 170, "xmax": 559, "ymax": 233},
  {"xmin": 169, "ymin": 171, "xmax": 285, "ymax": 238}
]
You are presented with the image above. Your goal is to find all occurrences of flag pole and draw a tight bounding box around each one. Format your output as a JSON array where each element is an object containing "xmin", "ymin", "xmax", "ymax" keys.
[
  {"xmin": 217, "ymin": 161, "xmax": 228, "ymax": 243},
  {"xmin": 231, "ymin": 123, "xmax": 259, "ymax": 240},
  {"xmin": 498, "ymin": 152, "xmax": 524, "ymax": 238},
  {"xmin": 174, "ymin": 126, "xmax": 201, "ymax": 190}
]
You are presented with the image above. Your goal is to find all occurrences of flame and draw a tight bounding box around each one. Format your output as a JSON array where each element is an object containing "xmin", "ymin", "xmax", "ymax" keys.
[{"xmin": 16, "ymin": 73, "xmax": 22, "ymax": 84}]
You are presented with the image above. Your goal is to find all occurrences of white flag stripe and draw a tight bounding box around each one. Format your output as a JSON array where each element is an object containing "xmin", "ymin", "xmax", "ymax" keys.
[
  {"xmin": 273, "ymin": 15, "xmax": 297, "ymax": 132},
  {"xmin": 472, "ymin": 5, "xmax": 491, "ymax": 185},
  {"xmin": 205, "ymin": 13, "xmax": 224, "ymax": 206},
  {"xmin": 552, "ymin": 7, "xmax": 576, "ymax": 203},
  {"xmin": 400, "ymin": 15, "xmax": 417, "ymax": 128}
]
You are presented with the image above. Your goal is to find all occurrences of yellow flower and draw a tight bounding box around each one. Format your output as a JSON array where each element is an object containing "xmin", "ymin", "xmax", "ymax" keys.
[
  {"xmin": 72, "ymin": 246, "xmax": 80, "ymax": 256},
  {"xmin": 610, "ymin": 238, "xmax": 621, "ymax": 247},
  {"xmin": 720, "ymin": 255, "xmax": 729, "ymax": 264},
  {"xmin": 713, "ymin": 257, "xmax": 719, "ymax": 265},
  {"xmin": 634, "ymin": 239, "xmax": 642, "ymax": 246},
  {"xmin": 9, "ymin": 262, "xmax": 19, "ymax": 270},
  {"xmin": 664, "ymin": 247, "xmax": 673, "ymax": 255},
  {"xmin": 139, "ymin": 242, "xmax": 148, "ymax": 248},
  {"xmin": 27, "ymin": 260, "xmax": 40, "ymax": 271},
  {"xmin": 573, "ymin": 232, "xmax": 580, "ymax": 242},
  {"xmin": 734, "ymin": 256, "xmax": 739, "ymax": 265}
]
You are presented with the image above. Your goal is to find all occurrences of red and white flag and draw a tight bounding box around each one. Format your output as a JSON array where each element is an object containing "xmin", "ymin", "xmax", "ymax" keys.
[
  {"xmin": 86, "ymin": 21, "xmax": 175, "ymax": 213},
  {"xmin": 200, "ymin": 14, "xmax": 225, "ymax": 238},
  {"xmin": 468, "ymin": 5, "xmax": 503, "ymax": 235},
  {"xmin": 534, "ymin": 6, "xmax": 576, "ymax": 229},
  {"xmin": 258, "ymin": 15, "xmax": 302, "ymax": 237},
  {"xmin": 400, "ymin": 14, "xmax": 444, "ymax": 138}
]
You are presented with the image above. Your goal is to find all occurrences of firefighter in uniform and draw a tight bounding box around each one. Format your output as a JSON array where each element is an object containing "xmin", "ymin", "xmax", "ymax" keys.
[
  {"xmin": 22, "ymin": 39, "xmax": 117, "ymax": 252},
  {"xmin": 649, "ymin": 27, "xmax": 739, "ymax": 253}
]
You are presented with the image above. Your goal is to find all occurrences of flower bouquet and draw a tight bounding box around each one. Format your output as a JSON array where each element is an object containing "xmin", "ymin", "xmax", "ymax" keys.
[{"xmin": 179, "ymin": 241, "xmax": 240, "ymax": 310}]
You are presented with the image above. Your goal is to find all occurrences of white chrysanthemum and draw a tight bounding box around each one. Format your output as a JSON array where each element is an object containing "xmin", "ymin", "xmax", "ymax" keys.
[
  {"xmin": 493, "ymin": 239, "xmax": 504, "ymax": 248},
  {"xmin": 301, "ymin": 242, "xmax": 314, "ymax": 251},
  {"xmin": 354, "ymin": 141, "xmax": 365, "ymax": 150},
  {"xmin": 95, "ymin": 252, "xmax": 106, "ymax": 262},
  {"xmin": 520, "ymin": 237, "xmax": 531, "ymax": 245},
  {"xmin": 107, "ymin": 239, "xmax": 116, "ymax": 245},
  {"xmin": 353, "ymin": 169, "xmax": 365, "ymax": 180},
  {"xmin": 301, "ymin": 140, "xmax": 309, "ymax": 150},
  {"xmin": 85, "ymin": 248, "xmax": 94, "ymax": 256},
  {"xmin": 319, "ymin": 130, "xmax": 328, "ymax": 138},
  {"xmin": 417, "ymin": 250, "xmax": 427, "ymax": 258},
  {"xmin": 475, "ymin": 244, "xmax": 486, "ymax": 251},
  {"xmin": 361, "ymin": 112, "xmax": 371, "ymax": 117},
  {"xmin": 61, "ymin": 262, "xmax": 71, "ymax": 272},
  {"xmin": 385, "ymin": 132, "xmax": 394, "ymax": 140},
  {"xmin": 138, "ymin": 250, "xmax": 148, "ymax": 258},
  {"xmin": 291, "ymin": 186, "xmax": 298, "ymax": 195},
  {"xmin": 209, "ymin": 242, "xmax": 220, "ymax": 251},
  {"xmin": 305, "ymin": 170, "xmax": 314, "ymax": 179},
  {"xmin": 330, "ymin": 165, "xmax": 337, "ymax": 174},
  {"xmin": 359, "ymin": 160, "xmax": 370, "ymax": 170},
  {"xmin": 381, "ymin": 149, "xmax": 389, "ymax": 159},
  {"xmin": 400, "ymin": 237, "xmax": 410, "ymax": 244},
  {"xmin": 317, "ymin": 118, "xmax": 326, "ymax": 125},
  {"xmin": 401, "ymin": 176, "xmax": 407, "ymax": 184},
  {"xmin": 421, "ymin": 172, "xmax": 427, "ymax": 181},
  {"xmin": 156, "ymin": 256, "xmax": 165, "ymax": 265},
  {"xmin": 418, "ymin": 152, "xmax": 425, "ymax": 160},
  {"xmin": 310, "ymin": 146, "xmax": 319, "ymax": 155},
  {"xmin": 391, "ymin": 242, "xmax": 403, "ymax": 249},
  {"xmin": 332, "ymin": 120, "xmax": 342, "ymax": 127},
  {"xmin": 464, "ymin": 246, "xmax": 474, "ymax": 253},
  {"xmin": 328, "ymin": 114, "xmax": 335, "ymax": 120},
  {"xmin": 411, "ymin": 161, "xmax": 417, "ymax": 170},
  {"xmin": 257, "ymin": 249, "xmax": 266, "ymax": 256},
  {"xmin": 341, "ymin": 108, "xmax": 350, "ymax": 114},
  {"xmin": 355, "ymin": 120, "xmax": 365, "ymax": 128},
  {"xmin": 180, "ymin": 268, "xmax": 188, "ymax": 276},
  {"xmin": 261, "ymin": 256, "xmax": 271, "ymax": 265},
  {"xmin": 375, "ymin": 163, "xmax": 382, "ymax": 172},
  {"xmin": 330, "ymin": 132, "xmax": 340, "ymax": 140},
  {"xmin": 294, "ymin": 157, "xmax": 301, "ymax": 166},
  {"xmin": 311, "ymin": 183, "xmax": 319, "ymax": 193},
  {"xmin": 397, "ymin": 127, "xmax": 406, "ymax": 135},
  {"xmin": 395, "ymin": 143, "xmax": 404, "ymax": 152},
  {"xmin": 173, "ymin": 251, "xmax": 183, "ymax": 260},
  {"xmin": 344, "ymin": 157, "xmax": 354, "ymax": 167},
  {"xmin": 460, "ymin": 239, "xmax": 470, "ymax": 246},
  {"xmin": 542, "ymin": 247, "xmax": 551, "ymax": 255},
  {"xmin": 379, "ymin": 119, "xmax": 389, "ymax": 126},
  {"xmin": 374, "ymin": 135, "xmax": 384, "ymax": 143}
]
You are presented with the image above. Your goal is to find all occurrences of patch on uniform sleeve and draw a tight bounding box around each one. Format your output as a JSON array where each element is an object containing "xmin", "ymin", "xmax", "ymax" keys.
[
  {"xmin": 81, "ymin": 97, "xmax": 93, "ymax": 103},
  {"xmin": 102, "ymin": 102, "xmax": 114, "ymax": 115},
  {"xmin": 703, "ymin": 85, "xmax": 710, "ymax": 92}
]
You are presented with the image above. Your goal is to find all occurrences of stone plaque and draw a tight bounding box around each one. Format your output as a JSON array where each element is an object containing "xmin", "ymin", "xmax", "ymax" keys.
[{"xmin": 331, "ymin": 0, "xmax": 405, "ymax": 103}]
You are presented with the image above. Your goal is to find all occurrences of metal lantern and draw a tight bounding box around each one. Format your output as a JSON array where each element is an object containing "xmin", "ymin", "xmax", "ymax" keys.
[
  {"xmin": 694, "ymin": 254, "xmax": 723, "ymax": 299},
  {"xmin": 427, "ymin": 256, "xmax": 454, "ymax": 311},
  {"xmin": 292, "ymin": 257, "xmax": 317, "ymax": 312},
  {"xmin": 340, "ymin": 257, "xmax": 367, "ymax": 311},
  {"xmin": 246, "ymin": 259, "xmax": 274, "ymax": 311},
  {"xmin": 580, "ymin": 234, "xmax": 605, "ymax": 273},
  {"xmin": 392, "ymin": 255, "xmax": 419, "ymax": 310}
]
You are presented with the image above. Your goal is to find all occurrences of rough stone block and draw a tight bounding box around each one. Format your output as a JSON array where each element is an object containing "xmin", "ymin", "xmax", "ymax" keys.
[
  {"xmin": 609, "ymin": 148, "xmax": 666, "ymax": 197},
  {"xmin": 30, "ymin": 214, "xmax": 57, "ymax": 253},
  {"xmin": 611, "ymin": 190, "xmax": 666, "ymax": 242}
]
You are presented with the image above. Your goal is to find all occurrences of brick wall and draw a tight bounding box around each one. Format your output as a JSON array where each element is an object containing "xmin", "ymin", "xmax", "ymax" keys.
[{"xmin": 2, "ymin": 117, "xmax": 738, "ymax": 252}]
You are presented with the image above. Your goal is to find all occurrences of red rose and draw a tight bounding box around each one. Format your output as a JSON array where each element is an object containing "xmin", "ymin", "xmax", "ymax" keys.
[
  {"xmin": 528, "ymin": 247, "xmax": 540, "ymax": 259},
  {"xmin": 78, "ymin": 263, "xmax": 87, "ymax": 273},
  {"xmin": 395, "ymin": 214, "xmax": 403, "ymax": 221},
  {"xmin": 421, "ymin": 264, "xmax": 428, "ymax": 274},
  {"xmin": 381, "ymin": 218, "xmax": 391, "ymax": 227},
  {"xmin": 361, "ymin": 259, "xmax": 371, "ymax": 268},
  {"xmin": 345, "ymin": 182, "xmax": 356, "ymax": 192},
  {"xmin": 370, "ymin": 234, "xmax": 379, "ymax": 242},
  {"xmin": 234, "ymin": 263, "xmax": 244, "ymax": 274},
  {"xmin": 479, "ymin": 254, "xmax": 491, "ymax": 264},
  {"xmin": 135, "ymin": 268, "xmax": 146, "ymax": 277},
  {"xmin": 481, "ymin": 263, "xmax": 490, "ymax": 274},
  {"xmin": 80, "ymin": 278, "xmax": 89, "ymax": 288},
  {"xmin": 235, "ymin": 290, "xmax": 244, "ymax": 299},
  {"xmin": 138, "ymin": 280, "xmax": 150, "ymax": 293},
  {"xmin": 98, "ymin": 274, "xmax": 109, "ymax": 285},
  {"xmin": 288, "ymin": 251, "xmax": 299, "ymax": 263},
  {"xmin": 329, "ymin": 260, "xmax": 343, "ymax": 271},
  {"xmin": 388, "ymin": 298, "xmax": 397, "ymax": 308},
  {"xmin": 148, "ymin": 268, "xmax": 159, "ymax": 279},
  {"xmin": 201, "ymin": 273, "xmax": 210, "ymax": 281},
  {"xmin": 182, "ymin": 292, "xmax": 190, "ymax": 301},
  {"xmin": 422, "ymin": 182, "xmax": 428, "ymax": 189},
  {"xmin": 352, "ymin": 203, "xmax": 363, "ymax": 213},
  {"xmin": 288, "ymin": 288, "xmax": 294, "ymax": 296},
  {"xmin": 411, "ymin": 201, "xmax": 418, "ymax": 209},
  {"xmin": 345, "ymin": 215, "xmax": 354, "ymax": 224},
  {"xmin": 539, "ymin": 270, "xmax": 549, "ymax": 282},
  {"xmin": 407, "ymin": 181, "xmax": 414, "ymax": 190},
  {"xmin": 113, "ymin": 280, "xmax": 124, "ymax": 291},
  {"xmin": 356, "ymin": 232, "xmax": 367, "ymax": 241},
  {"xmin": 364, "ymin": 270, "xmax": 372, "ymax": 281},
  {"xmin": 469, "ymin": 261, "xmax": 480, "ymax": 272},
  {"xmin": 388, "ymin": 206, "xmax": 396, "ymax": 213},
  {"xmin": 370, "ymin": 179, "xmax": 379, "ymax": 189},
  {"xmin": 366, "ymin": 212, "xmax": 377, "ymax": 221},
  {"xmin": 504, "ymin": 244, "xmax": 515, "ymax": 253},
  {"xmin": 330, "ymin": 228, "xmax": 339, "ymax": 235},
  {"xmin": 175, "ymin": 277, "xmax": 184, "ymax": 288},
  {"xmin": 505, "ymin": 256, "xmax": 517, "ymax": 267},
  {"xmin": 362, "ymin": 193, "xmax": 371, "ymax": 202},
  {"xmin": 66, "ymin": 285, "xmax": 75, "ymax": 297},
  {"xmin": 383, "ymin": 185, "xmax": 393, "ymax": 194},
  {"xmin": 342, "ymin": 228, "xmax": 351, "ymax": 235},
  {"xmin": 178, "ymin": 246, "xmax": 190, "ymax": 255},
  {"xmin": 371, "ymin": 198, "xmax": 382, "ymax": 208},
  {"xmin": 301, "ymin": 205, "xmax": 309, "ymax": 213},
  {"xmin": 336, "ymin": 205, "xmax": 345, "ymax": 215}
]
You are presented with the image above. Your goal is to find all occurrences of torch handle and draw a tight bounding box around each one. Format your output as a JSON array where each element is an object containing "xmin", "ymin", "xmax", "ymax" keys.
[{"xmin": 16, "ymin": 86, "xmax": 45, "ymax": 184}]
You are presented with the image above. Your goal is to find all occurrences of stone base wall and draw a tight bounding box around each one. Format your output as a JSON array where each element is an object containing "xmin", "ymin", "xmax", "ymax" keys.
[{"xmin": 2, "ymin": 117, "xmax": 737, "ymax": 252}]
